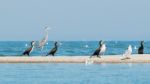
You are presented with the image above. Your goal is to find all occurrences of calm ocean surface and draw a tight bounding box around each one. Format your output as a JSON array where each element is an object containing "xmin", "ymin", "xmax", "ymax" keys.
[
  {"xmin": 0, "ymin": 41, "xmax": 149, "ymax": 56},
  {"xmin": 0, "ymin": 63, "xmax": 150, "ymax": 84},
  {"xmin": 0, "ymin": 41, "xmax": 150, "ymax": 84}
]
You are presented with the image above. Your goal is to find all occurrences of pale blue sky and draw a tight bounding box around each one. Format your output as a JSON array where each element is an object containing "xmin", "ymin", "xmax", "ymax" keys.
[{"xmin": 0, "ymin": 0, "xmax": 150, "ymax": 41}]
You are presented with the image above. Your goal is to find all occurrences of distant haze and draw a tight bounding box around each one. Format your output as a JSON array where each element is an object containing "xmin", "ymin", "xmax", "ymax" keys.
[{"xmin": 0, "ymin": 0, "xmax": 150, "ymax": 41}]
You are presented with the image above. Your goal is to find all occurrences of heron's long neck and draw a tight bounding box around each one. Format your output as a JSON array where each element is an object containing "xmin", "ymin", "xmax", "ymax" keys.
[
  {"xmin": 42, "ymin": 31, "xmax": 48, "ymax": 43},
  {"xmin": 45, "ymin": 31, "xmax": 48, "ymax": 38}
]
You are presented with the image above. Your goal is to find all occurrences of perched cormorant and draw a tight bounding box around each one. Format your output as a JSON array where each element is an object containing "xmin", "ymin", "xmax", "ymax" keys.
[
  {"xmin": 138, "ymin": 41, "xmax": 144, "ymax": 54},
  {"xmin": 90, "ymin": 40, "xmax": 103, "ymax": 58},
  {"xmin": 46, "ymin": 42, "xmax": 58, "ymax": 56},
  {"xmin": 23, "ymin": 41, "xmax": 35, "ymax": 56}
]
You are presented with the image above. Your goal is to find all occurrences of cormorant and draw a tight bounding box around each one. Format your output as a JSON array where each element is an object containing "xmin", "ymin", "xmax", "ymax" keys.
[
  {"xmin": 23, "ymin": 41, "xmax": 35, "ymax": 56},
  {"xmin": 90, "ymin": 40, "xmax": 103, "ymax": 58},
  {"xmin": 138, "ymin": 41, "xmax": 144, "ymax": 54},
  {"xmin": 46, "ymin": 42, "xmax": 58, "ymax": 56}
]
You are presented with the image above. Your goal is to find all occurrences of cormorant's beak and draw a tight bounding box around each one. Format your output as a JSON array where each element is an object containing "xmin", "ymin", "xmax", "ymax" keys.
[{"xmin": 54, "ymin": 41, "xmax": 57, "ymax": 44}]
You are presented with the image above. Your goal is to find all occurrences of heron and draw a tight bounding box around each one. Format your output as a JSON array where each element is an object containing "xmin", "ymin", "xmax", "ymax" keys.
[
  {"xmin": 38, "ymin": 27, "xmax": 49, "ymax": 48},
  {"xmin": 34, "ymin": 27, "xmax": 50, "ymax": 55}
]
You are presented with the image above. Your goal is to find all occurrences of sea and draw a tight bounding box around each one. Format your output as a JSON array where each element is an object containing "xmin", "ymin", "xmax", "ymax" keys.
[
  {"xmin": 0, "ymin": 63, "xmax": 150, "ymax": 84},
  {"xmin": 0, "ymin": 41, "xmax": 149, "ymax": 84},
  {"xmin": 0, "ymin": 41, "xmax": 148, "ymax": 56}
]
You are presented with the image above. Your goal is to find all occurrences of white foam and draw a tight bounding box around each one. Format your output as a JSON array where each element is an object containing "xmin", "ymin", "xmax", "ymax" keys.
[
  {"xmin": 85, "ymin": 45, "xmax": 89, "ymax": 48},
  {"xmin": 25, "ymin": 44, "xmax": 28, "ymax": 47},
  {"xmin": 85, "ymin": 58, "xmax": 94, "ymax": 65}
]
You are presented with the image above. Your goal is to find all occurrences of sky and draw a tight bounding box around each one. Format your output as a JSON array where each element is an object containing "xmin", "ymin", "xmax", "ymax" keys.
[{"xmin": 0, "ymin": 0, "xmax": 150, "ymax": 41}]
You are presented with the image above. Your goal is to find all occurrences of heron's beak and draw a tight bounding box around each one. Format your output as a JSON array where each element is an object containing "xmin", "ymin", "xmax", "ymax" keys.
[{"xmin": 44, "ymin": 27, "xmax": 50, "ymax": 30}]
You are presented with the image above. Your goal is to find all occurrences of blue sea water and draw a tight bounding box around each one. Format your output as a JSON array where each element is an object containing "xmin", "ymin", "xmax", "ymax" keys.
[
  {"xmin": 0, "ymin": 63, "xmax": 150, "ymax": 84},
  {"xmin": 0, "ymin": 41, "xmax": 149, "ymax": 56},
  {"xmin": 0, "ymin": 41, "xmax": 150, "ymax": 84}
]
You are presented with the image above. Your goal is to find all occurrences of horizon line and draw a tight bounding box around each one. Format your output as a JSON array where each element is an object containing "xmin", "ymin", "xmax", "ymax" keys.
[{"xmin": 0, "ymin": 40, "xmax": 147, "ymax": 42}]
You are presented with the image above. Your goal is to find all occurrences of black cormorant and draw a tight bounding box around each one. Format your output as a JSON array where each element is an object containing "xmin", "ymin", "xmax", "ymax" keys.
[
  {"xmin": 90, "ymin": 40, "xmax": 103, "ymax": 58},
  {"xmin": 46, "ymin": 42, "xmax": 58, "ymax": 56},
  {"xmin": 22, "ymin": 41, "xmax": 35, "ymax": 56},
  {"xmin": 138, "ymin": 41, "xmax": 144, "ymax": 54}
]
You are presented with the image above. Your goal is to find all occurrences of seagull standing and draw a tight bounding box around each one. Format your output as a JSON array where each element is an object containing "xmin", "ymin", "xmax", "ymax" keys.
[{"xmin": 122, "ymin": 45, "xmax": 132, "ymax": 60}]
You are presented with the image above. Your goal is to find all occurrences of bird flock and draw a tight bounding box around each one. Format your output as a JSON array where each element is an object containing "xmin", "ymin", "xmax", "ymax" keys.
[{"xmin": 22, "ymin": 27, "xmax": 144, "ymax": 58}]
